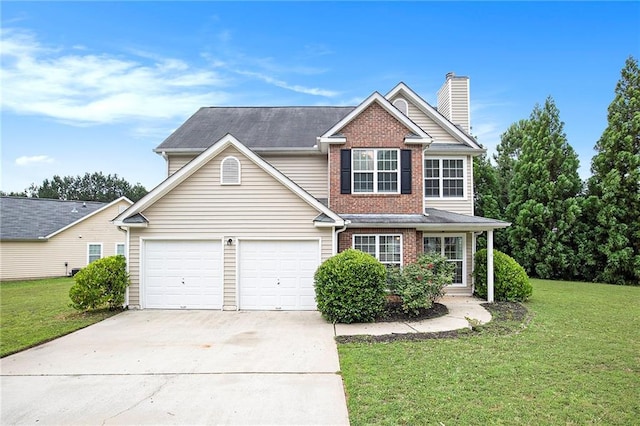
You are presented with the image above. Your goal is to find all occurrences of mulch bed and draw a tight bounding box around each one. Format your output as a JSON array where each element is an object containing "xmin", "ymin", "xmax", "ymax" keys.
[{"xmin": 336, "ymin": 301, "xmax": 530, "ymax": 344}]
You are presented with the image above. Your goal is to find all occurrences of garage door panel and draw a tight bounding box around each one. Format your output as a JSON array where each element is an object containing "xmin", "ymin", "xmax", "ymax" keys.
[
  {"xmin": 143, "ymin": 240, "xmax": 222, "ymax": 309},
  {"xmin": 239, "ymin": 240, "xmax": 319, "ymax": 311}
]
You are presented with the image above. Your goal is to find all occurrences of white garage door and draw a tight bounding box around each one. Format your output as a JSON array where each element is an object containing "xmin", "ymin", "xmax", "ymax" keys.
[
  {"xmin": 239, "ymin": 240, "xmax": 319, "ymax": 310},
  {"xmin": 143, "ymin": 240, "xmax": 222, "ymax": 309}
]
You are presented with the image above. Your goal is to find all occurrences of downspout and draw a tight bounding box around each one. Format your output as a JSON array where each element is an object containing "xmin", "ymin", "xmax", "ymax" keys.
[
  {"xmin": 117, "ymin": 226, "xmax": 130, "ymax": 308},
  {"xmin": 334, "ymin": 220, "xmax": 350, "ymax": 255}
]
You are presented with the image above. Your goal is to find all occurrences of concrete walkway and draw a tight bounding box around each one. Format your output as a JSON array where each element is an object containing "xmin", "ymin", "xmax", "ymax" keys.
[{"xmin": 334, "ymin": 296, "xmax": 491, "ymax": 336}]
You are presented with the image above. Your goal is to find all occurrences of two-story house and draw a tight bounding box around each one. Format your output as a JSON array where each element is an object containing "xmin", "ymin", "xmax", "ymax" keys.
[{"xmin": 114, "ymin": 74, "xmax": 509, "ymax": 310}]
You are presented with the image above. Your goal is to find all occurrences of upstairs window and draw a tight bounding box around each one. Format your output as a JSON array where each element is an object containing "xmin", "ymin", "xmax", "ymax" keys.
[
  {"xmin": 221, "ymin": 156, "xmax": 241, "ymax": 185},
  {"xmin": 352, "ymin": 149, "xmax": 399, "ymax": 193},
  {"xmin": 424, "ymin": 157, "xmax": 465, "ymax": 198}
]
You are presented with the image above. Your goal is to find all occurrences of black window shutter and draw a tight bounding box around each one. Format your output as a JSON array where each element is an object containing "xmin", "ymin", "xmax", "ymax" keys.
[
  {"xmin": 401, "ymin": 149, "xmax": 412, "ymax": 194},
  {"xmin": 340, "ymin": 149, "xmax": 351, "ymax": 194}
]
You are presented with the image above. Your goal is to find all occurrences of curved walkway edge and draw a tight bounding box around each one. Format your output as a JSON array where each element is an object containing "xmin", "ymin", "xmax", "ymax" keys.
[{"xmin": 334, "ymin": 296, "xmax": 492, "ymax": 337}]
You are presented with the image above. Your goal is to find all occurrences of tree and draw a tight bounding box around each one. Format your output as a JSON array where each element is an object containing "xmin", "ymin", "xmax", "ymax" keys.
[
  {"xmin": 473, "ymin": 153, "xmax": 500, "ymax": 250},
  {"xmin": 488, "ymin": 120, "xmax": 528, "ymax": 253},
  {"xmin": 584, "ymin": 56, "xmax": 640, "ymax": 285},
  {"xmin": 505, "ymin": 97, "xmax": 583, "ymax": 279},
  {"xmin": 27, "ymin": 172, "xmax": 148, "ymax": 202}
]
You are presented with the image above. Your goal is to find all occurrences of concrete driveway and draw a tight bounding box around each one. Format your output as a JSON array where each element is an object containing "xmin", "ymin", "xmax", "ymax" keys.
[{"xmin": 0, "ymin": 310, "xmax": 349, "ymax": 425}]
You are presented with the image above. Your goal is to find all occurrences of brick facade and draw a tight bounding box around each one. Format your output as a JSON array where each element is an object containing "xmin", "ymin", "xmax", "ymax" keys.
[
  {"xmin": 328, "ymin": 102, "xmax": 424, "ymax": 215},
  {"xmin": 338, "ymin": 228, "xmax": 424, "ymax": 266}
]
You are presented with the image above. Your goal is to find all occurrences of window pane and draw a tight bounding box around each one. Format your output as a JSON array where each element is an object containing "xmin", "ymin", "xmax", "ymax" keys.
[
  {"xmin": 379, "ymin": 235, "xmax": 401, "ymax": 265},
  {"xmin": 377, "ymin": 150, "xmax": 398, "ymax": 171},
  {"xmin": 88, "ymin": 244, "xmax": 101, "ymax": 263},
  {"xmin": 423, "ymin": 237, "xmax": 441, "ymax": 254},
  {"xmin": 354, "ymin": 235, "xmax": 377, "ymax": 256},
  {"xmin": 353, "ymin": 150, "xmax": 374, "ymax": 171},
  {"xmin": 442, "ymin": 159, "xmax": 464, "ymax": 197},
  {"xmin": 377, "ymin": 172, "xmax": 398, "ymax": 192},
  {"xmin": 353, "ymin": 172, "xmax": 374, "ymax": 192},
  {"xmin": 116, "ymin": 244, "xmax": 125, "ymax": 256},
  {"xmin": 424, "ymin": 159, "xmax": 440, "ymax": 198}
]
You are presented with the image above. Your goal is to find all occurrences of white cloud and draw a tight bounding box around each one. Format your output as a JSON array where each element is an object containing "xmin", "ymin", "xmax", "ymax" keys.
[
  {"xmin": 0, "ymin": 28, "xmax": 230, "ymax": 125},
  {"xmin": 235, "ymin": 70, "xmax": 339, "ymax": 97},
  {"xmin": 15, "ymin": 155, "xmax": 55, "ymax": 166}
]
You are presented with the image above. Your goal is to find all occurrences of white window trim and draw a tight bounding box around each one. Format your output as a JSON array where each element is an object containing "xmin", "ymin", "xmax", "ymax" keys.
[
  {"xmin": 352, "ymin": 148, "xmax": 400, "ymax": 194},
  {"xmin": 423, "ymin": 155, "xmax": 467, "ymax": 200},
  {"xmin": 353, "ymin": 234, "xmax": 403, "ymax": 267},
  {"xmin": 115, "ymin": 243, "xmax": 126, "ymax": 257},
  {"xmin": 423, "ymin": 233, "xmax": 466, "ymax": 287},
  {"xmin": 87, "ymin": 243, "xmax": 103, "ymax": 264},
  {"xmin": 220, "ymin": 156, "xmax": 241, "ymax": 185}
]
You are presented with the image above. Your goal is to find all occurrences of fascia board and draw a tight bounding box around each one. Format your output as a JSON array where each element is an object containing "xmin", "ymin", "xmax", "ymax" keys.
[{"xmin": 46, "ymin": 196, "xmax": 133, "ymax": 239}]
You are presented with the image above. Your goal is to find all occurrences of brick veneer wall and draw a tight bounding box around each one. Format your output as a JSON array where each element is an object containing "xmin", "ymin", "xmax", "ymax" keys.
[
  {"xmin": 328, "ymin": 102, "xmax": 424, "ymax": 214},
  {"xmin": 339, "ymin": 228, "xmax": 424, "ymax": 266}
]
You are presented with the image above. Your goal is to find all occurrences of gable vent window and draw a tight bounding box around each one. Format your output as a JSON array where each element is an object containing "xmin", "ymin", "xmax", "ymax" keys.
[
  {"xmin": 393, "ymin": 98, "xmax": 408, "ymax": 115},
  {"xmin": 221, "ymin": 156, "xmax": 241, "ymax": 185}
]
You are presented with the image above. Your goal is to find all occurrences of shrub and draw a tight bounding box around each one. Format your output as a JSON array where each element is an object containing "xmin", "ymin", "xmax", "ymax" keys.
[
  {"xmin": 69, "ymin": 255, "xmax": 129, "ymax": 310},
  {"xmin": 474, "ymin": 249, "xmax": 532, "ymax": 302},
  {"xmin": 314, "ymin": 249, "xmax": 387, "ymax": 323},
  {"xmin": 393, "ymin": 252, "xmax": 455, "ymax": 315}
]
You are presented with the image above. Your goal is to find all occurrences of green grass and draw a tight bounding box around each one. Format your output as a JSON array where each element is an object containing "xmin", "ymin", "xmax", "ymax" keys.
[
  {"xmin": 1, "ymin": 277, "xmax": 120, "ymax": 357},
  {"xmin": 338, "ymin": 279, "xmax": 640, "ymax": 425}
]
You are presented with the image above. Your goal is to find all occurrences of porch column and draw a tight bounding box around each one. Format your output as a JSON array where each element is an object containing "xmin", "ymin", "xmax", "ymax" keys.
[{"xmin": 487, "ymin": 229, "xmax": 494, "ymax": 303}]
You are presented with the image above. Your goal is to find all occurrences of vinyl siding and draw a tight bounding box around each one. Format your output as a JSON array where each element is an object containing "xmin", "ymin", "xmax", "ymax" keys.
[
  {"xmin": 0, "ymin": 200, "xmax": 130, "ymax": 281},
  {"xmin": 168, "ymin": 155, "xmax": 196, "ymax": 176},
  {"xmin": 405, "ymin": 102, "xmax": 459, "ymax": 143},
  {"xmin": 263, "ymin": 154, "xmax": 328, "ymax": 198},
  {"xmin": 424, "ymin": 155, "xmax": 474, "ymax": 216},
  {"xmin": 127, "ymin": 146, "xmax": 333, "ymax": 308},
  {"xmin": 223, "ymin": 240, "xmax": 236, "ymax": 308}
]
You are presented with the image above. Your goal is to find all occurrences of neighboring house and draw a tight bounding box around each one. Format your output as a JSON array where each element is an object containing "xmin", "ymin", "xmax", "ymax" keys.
[
  {"xmin": 114, "ymin": 73, "xmax": 509, "ymax": 310},
  {"xmin": 0, "ymin": 197, "xmax": 133, "ymax": 281}
]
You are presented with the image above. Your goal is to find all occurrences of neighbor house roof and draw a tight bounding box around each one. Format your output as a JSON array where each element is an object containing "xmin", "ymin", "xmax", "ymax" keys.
[
  {"xmin": 0, "ymin": 197, "xmax": 131, "ymax": 241},
  {"xmin": 154, "ymin": 106, "xmax": 355, "ymax": 153}
]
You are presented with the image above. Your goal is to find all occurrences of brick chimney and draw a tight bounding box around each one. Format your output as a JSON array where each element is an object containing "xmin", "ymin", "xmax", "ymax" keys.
[{"xmin": 437, "ymin": 72, "xmax": 470, "ymax": 134}]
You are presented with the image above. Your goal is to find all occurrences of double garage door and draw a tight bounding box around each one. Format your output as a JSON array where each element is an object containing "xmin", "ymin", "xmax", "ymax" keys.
[{"xmin": 143, "ymin": 240, "xmax": 319, "ymax": 310}]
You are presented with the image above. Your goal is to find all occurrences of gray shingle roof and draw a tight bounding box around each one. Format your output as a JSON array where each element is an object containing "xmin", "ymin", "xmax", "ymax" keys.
[
  {"xmin": 341, "ymin": 209, "xmax": 510, "ymax": 228},
  {"xmin": 0, "ymin": 197, "xmax": 108, "ymax": 240},
  {"xmin": 154, "ymin": 106, "xmax": 355, "ymax": 152}
]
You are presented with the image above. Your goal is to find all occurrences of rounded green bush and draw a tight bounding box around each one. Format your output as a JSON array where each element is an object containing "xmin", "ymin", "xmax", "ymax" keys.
[
  {"xmin": 69, "ymin": 255, "xmax": 129, "ymax": 311},
  {"xmin": 314, "ymin": 249, "xmax": 387, "ymax": 323},
  {"xmin": 474, "ymin": 249, "xmax": 532, "ymax": 302}
]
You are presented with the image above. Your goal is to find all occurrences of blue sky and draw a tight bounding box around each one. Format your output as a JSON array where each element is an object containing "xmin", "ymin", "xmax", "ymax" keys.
[{"xmin": 2, "ymin": 1, "xmax": 639, "ymax": 193}]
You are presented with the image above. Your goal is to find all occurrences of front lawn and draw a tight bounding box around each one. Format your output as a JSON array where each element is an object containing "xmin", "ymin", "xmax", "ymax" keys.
[
  {"xmin": 338, "ymin": 279, "xmax": 640, "ymax": 425},
  {"xmin": 1, "ymin": 277, "xmax": 120, "ymax": 357}
]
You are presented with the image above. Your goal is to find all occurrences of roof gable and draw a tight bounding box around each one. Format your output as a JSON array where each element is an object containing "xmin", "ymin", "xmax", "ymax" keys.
[
  {"xmin": 0, "ymin": 197, "xmax": 132, "ymax": 241},
  {"xmin": 317, "ymin": 92, "xmax": 431, "ymax": 150},
  {"xmin": 386, "ymin": 82, "xmax": 483, "ymax": 150},
  {"xmin": 115, "ymin": 134, "xmax": 344, "ymax": 227}
]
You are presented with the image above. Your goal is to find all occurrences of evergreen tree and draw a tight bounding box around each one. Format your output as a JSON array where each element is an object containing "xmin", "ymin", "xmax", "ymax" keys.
[
  {"xmin": 506, "ymin": 97, "xmax": 583, "ymax": 279},
  {"xmin": 473, "ymin": 153, "xmax": 501, "ymax": 250},
  {"xmin": 492, "ymin": 120, "xmax": 527, "ymax": 252},
  {"xmin": 585, "ymin": 56, "xmax": 640, "ymax": 285}
]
